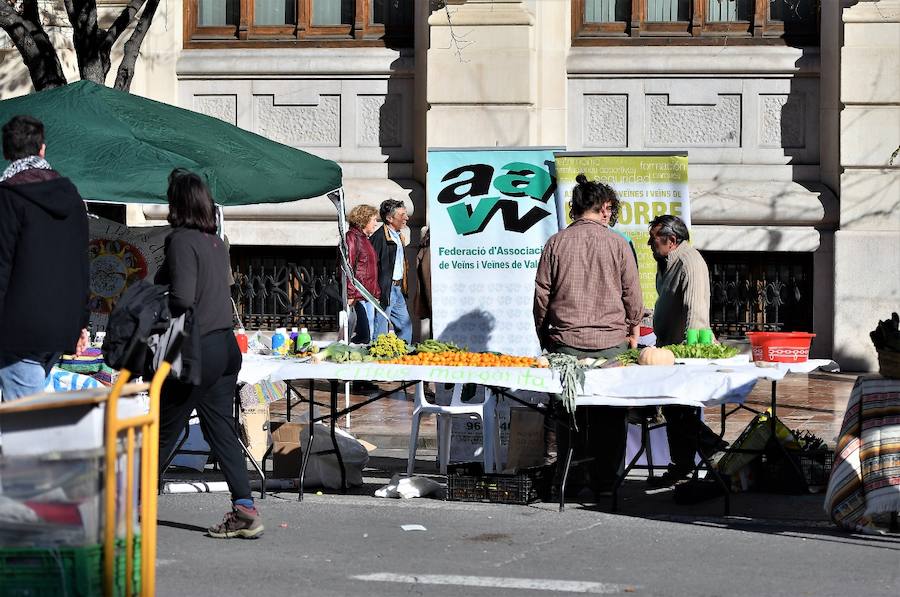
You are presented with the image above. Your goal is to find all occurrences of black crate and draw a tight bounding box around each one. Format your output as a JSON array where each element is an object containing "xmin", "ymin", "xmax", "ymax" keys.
[
  {"xmin": 759, "ymin": 448, "xmax": 834, "ymax": 493},
  {"xmin": 446, "ymin": 464, "xmax": 548, "ymax": 505},
  {"xmin": 797, "ymin": 448, "xmax": 834, "ymax": 488}
]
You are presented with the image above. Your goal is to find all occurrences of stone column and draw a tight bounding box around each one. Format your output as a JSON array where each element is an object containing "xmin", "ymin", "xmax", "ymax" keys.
[
  {"xmin": 427, "ymin": 0, "xmax": 537, "ymax": 147},
  {"xmin": 833, "ymin": 0, "xmax": 900, "ymax": 370}
]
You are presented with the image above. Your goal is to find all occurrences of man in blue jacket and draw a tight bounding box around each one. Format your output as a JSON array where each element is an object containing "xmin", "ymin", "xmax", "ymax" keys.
[{"xmin": 0, "ymin": 115, "xmax": 90, "ymax": 400}]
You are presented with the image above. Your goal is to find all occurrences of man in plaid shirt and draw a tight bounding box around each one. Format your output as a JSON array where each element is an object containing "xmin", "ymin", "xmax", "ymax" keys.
[{"xmin": 534, "ymin": 174, "xmax": 643, "ymax": 497}]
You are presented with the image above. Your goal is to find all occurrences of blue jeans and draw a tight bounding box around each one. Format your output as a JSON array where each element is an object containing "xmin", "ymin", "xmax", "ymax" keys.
[
  {"xmin": 349, "ymin": 300, "xmax": 376, "ymax": 344},
  {"xmin": 362, "ymin": 300, "xmax": 375, "ymax": 339},
  {"xmin": 0, "ymin": 353, "xmax": 57, "ymax": 401},
  {"xmin": 373, "ymin": 285, "xmax": 412, "ymax": 344}
]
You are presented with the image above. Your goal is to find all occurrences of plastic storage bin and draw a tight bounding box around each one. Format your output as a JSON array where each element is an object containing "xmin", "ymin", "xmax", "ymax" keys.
[
  {"xmin": 747, "ymin": 331, "xmax": 815, "ymax": 363},
  {"xmin": 0, "ymin": 450, "xmax": 104, "ymax": 547}
]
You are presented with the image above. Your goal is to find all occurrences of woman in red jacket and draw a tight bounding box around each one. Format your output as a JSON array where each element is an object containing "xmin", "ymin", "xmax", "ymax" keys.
[{"xmin": 345, "ymin": 204, "xmax": 381, "ymax": 343}]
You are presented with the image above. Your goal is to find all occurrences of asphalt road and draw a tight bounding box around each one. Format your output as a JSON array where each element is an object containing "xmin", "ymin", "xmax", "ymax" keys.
[{"xmin": 155, "ymin": 490, "xmax": 900, "ymax": 597}]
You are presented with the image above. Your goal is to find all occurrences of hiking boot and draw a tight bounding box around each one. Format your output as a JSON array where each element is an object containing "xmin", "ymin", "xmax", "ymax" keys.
[{"xmin": 207, "ymin": 504, "xmax": 264, "ymax": 539}]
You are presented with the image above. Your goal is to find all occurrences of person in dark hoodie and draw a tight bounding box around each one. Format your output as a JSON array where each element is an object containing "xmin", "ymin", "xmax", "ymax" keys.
[{"xmin": 0, "ymin": 115, "xmax": 90, "ymax": 400}]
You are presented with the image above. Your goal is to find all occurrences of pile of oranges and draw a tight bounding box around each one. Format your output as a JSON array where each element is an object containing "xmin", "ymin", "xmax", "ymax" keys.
[{"xmin": 379, "ymin": 351, "xmax": 546, "ymax": 368}]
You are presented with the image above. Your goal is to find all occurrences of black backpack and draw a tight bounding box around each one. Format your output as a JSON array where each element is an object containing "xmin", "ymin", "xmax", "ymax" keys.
[{"xmin": 102, "ymin": 280, "xmax": 172, "ymax": 375}]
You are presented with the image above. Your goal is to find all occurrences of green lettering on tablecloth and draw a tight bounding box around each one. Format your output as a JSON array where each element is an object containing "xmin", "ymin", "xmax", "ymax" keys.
[{"xmin": 428, "ymin": 367, "xmax": 451, "ymax": 381}]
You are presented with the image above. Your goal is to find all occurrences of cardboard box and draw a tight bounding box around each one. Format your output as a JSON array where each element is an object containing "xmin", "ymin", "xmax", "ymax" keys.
[
  {"xmin": 271, "ymin": 421, "xmax": 306, "ymax": 479},
  {"xmin": 240, "ymin": 402, "xmax": 270, "ymax": 464},
  {"xmin": 504, "ymin": 408, "xmax": 546, "ymax": 473}
]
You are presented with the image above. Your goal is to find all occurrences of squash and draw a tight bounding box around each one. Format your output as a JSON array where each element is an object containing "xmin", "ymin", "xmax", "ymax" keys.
[{"xmin": 638, "ymin": 347, "xmax": 675, "ymax": 366}]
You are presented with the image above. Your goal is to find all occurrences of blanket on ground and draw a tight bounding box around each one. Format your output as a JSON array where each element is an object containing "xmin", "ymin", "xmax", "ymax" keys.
[{"xmin": 824, "ymin": 375, "xmax": 900, "ymax": 532}]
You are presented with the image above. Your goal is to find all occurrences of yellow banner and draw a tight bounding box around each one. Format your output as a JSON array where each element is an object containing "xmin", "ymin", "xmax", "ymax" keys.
[{"xmin": 553, "ymin": 153, "xmax": 690, "ymax": 309}]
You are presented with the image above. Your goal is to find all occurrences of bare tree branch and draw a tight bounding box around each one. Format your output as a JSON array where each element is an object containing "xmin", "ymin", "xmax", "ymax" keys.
[
  {"xmin": 0, "ymin": 1, "xmax": 27, "ymax": 30},
  {"xmin": 66, "ymin": 0, "xmax": 108, "ymax": 83},
  {"xmin": 114, "ymin": 0, "xmax": 158, "ymax": 91},
  {"xmin": 104, "ymin": 0, "xmax": 146, "ymax": 49},
  {"xmin": 0, "ymin": 0, "xmax": 67, "ymax": 90},
  {"xmin": 4, "ymin": 0, "xmax": 160, "ymax": 91}
]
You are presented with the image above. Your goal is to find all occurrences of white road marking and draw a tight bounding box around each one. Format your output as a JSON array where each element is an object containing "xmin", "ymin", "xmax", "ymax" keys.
[{"xmin": 352, "ymin": 573, "xmax": 635, "ymax": 594}]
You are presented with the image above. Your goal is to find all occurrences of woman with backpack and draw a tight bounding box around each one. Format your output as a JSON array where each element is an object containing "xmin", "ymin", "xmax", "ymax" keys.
[{"xmin": 155, "ymin": 169, "xmax": 263, "ymax": 539}]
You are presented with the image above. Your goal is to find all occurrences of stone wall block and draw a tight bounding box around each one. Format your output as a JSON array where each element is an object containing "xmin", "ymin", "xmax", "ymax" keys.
[
  {"xmin": 839, "ymin": 169, "xmax": 900, "ymax": 230},
  {"xmin": 840, "ymin": 106, "xmax": 900, "ymax": 167},
  {"xmin": 427, "ymin": 26, "xmax": 535, "ymax": 105},
  {"xmin": 841, "ymin": 45, "xmax": 900, "ymax": 104},
  {"xmin": 833, "ymin": 230, "xmax": 900, "ymax": 371}
]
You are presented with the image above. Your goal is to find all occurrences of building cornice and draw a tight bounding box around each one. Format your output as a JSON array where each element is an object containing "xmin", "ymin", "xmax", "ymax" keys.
[
  {"xmin": 568, "ymin": 46, "xmax": 820, "ymax": 76},
  {"xmin": 177, "ymin": 48, "xmax": 414, "ymax": 78}
]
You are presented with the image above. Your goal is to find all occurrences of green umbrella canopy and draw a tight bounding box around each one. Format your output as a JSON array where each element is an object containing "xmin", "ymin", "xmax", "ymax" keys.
[{"xmin": 0, "ymin": 80, "xmax": 342, "ymax": 205}]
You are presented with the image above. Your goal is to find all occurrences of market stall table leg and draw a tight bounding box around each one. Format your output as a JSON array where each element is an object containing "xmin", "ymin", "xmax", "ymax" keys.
[{"xmin": 287, "ymin": 378, "xmax": 423, "ymax": 501}]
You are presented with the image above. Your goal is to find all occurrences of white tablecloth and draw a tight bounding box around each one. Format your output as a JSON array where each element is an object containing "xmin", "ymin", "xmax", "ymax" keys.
[{"xmin": 238, "ymin": 355, "xmax": 836, "ymax": 408}]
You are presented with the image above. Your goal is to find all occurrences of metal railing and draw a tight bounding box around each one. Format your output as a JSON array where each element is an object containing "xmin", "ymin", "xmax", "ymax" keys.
[
  {"xmin": 703, "ymin": 251, "xmax": 813, "ymax": 339},
  {"xmin": 231, "ymin": 252, "xmax": 342, "ymax": 332}
]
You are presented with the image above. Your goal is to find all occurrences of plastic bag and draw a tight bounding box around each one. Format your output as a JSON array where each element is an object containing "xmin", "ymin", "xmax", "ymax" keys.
[{"xmin": 300, "ymin": 423, "xmax": 369, "ymax": 489}]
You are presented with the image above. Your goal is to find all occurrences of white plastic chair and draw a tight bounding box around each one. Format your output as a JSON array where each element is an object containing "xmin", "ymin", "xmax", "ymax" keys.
[{"xmin": 407, "ymin": 383, "xmax": 499, "ymax": 476}]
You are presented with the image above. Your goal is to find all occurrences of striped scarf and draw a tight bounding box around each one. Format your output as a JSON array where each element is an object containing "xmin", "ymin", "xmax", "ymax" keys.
[{"xmin": 1, "ymin": 155, "xmax": 52, "ymax": 182}]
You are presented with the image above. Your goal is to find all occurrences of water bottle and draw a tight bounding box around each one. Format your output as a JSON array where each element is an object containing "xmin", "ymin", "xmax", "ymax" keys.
[
  {"xmin": 296, "ymin": 327, "xmax": 312, "ymax": 351},
  {"xmin": 289, "ymin": 327, "xmax": 299, "ymax": 343},
  {"xmin": 271, "ymin": 328, "xmax": 287, "ymax": 351}
]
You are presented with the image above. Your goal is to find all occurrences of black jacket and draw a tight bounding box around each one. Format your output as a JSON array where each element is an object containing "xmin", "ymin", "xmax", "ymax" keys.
[
  {"xmin": 155, "ymin": 228, "xmax": 233, "ymax": 337},
  {"xmin": 0, "ymin": 173, "xmax": 89, "ymax": 354},
  {"xmin": 368, "ymin": 224, "xmax": 407, "ymax": 309}
]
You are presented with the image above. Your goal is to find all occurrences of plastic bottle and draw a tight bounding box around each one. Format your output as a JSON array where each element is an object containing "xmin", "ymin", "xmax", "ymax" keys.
[
  {"xmin": 289, "ymin": 327, "xmax": 299, "ymax": 343},
  {"xmin": 271, "ymin": 328, "xmax": 287, "ymax": 351},
  {"xmin": 235, "ymin": 329, "xmax": 248, "ymax": 353},
  {"xmin": 296, "ymin": 327, "xmax": 312, "ymax": 350}
]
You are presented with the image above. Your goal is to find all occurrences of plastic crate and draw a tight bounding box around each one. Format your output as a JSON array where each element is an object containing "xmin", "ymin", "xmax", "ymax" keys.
[
  {"xmin": 446, "ymin": 464, "xmax": 548, "ymax": 504},
  {"xmin": 759, "ymin": 448, "xmax": 834, "ymax": 494},
  {"xmin": 0, "ymin": 538, "xmax": 140, "ymax": 597},
  {"xmin": 797, "ymin": 449, "xmax": 834, "ymax": 488},
  {"xmin": 747, "ymin": 332, "xmax": 815, "ymax": 363}
]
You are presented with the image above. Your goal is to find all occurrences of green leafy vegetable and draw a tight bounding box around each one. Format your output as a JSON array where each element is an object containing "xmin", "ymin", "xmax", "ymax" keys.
[
  {"xmin": 659, "ymin": 344, "xmax": 739, "ymax": 359},
  {"xmin": 545, "ymin": 353, "xmax": 586, "ymax": 415},
  {"xmin": 616, "ymin": 348, "xmax": 641, "ymax": 365}
]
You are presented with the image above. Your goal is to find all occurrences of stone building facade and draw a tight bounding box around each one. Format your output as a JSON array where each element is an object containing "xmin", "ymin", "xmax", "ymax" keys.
[{"xmin": 1, "ymin": 0, "xmax": 897, "ymax": 369}]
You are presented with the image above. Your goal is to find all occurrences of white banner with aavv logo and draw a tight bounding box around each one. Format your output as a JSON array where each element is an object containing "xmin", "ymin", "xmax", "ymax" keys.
[{"xmin": 427, "ymin": 148, "xmax": 561, "ymax": 357}]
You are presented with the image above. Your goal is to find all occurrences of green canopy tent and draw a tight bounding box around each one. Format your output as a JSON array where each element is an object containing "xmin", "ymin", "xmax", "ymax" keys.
[
  {"xmin": 0, "ymin": 81, "xmax": 385, "ymax": 338},
  {"xmin": 0, "ymin": 80, "xmax": 342, "ymax": 204}
]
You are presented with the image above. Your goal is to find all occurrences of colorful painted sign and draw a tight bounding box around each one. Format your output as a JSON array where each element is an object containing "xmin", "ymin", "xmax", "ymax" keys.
[{"xmin": 88, "ymin": 217, "xmax": 170, "ymax": 332}]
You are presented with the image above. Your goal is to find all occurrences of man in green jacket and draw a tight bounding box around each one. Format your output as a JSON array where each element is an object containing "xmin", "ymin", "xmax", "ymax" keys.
[{"xmin": 647, "ymin": 215, "xmax": 726, "ymax": 487}]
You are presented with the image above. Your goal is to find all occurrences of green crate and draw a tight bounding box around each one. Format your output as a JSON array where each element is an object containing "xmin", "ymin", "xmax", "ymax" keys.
[{"xmin": 0, "ymin": 537, "xmax": 140, "ymax": 597}]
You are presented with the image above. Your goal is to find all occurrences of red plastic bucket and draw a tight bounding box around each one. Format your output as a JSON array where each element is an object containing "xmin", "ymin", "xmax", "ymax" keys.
[{"xmin": 746, "ymin": 332, "xmax": 815, "ymax": 363}]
